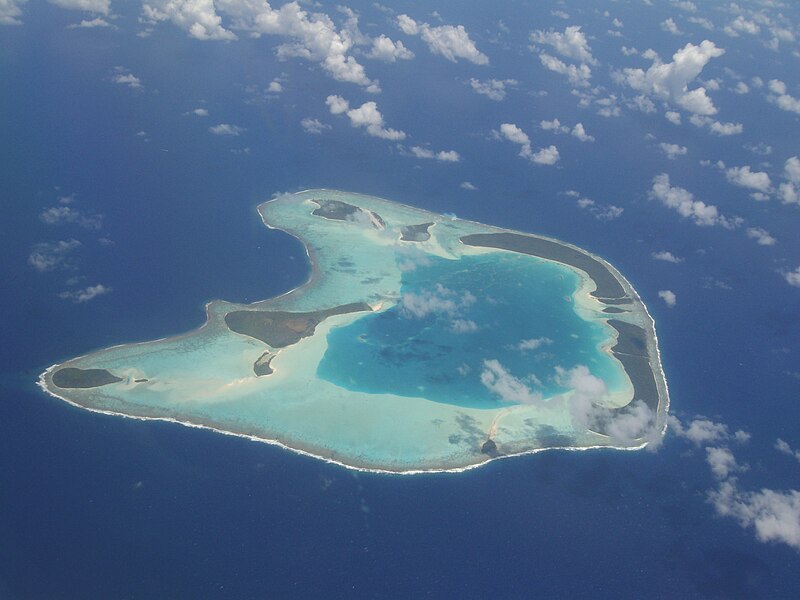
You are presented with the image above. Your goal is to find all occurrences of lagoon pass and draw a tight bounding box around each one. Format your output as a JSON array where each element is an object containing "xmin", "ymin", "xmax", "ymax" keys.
[{"xmin": 40, "ymin": 190, "xmax": 669, "ymax": 473}]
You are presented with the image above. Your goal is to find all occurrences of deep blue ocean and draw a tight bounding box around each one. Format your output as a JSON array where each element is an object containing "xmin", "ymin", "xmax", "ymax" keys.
[{"xmin": 2, "ymin": 1, "xmax": 800, "ymax": 598}]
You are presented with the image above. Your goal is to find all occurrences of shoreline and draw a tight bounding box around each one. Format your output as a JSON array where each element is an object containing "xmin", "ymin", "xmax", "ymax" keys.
[{"xmin": 39, "ymin": 189, "xmax": 670, "ymax": 473}]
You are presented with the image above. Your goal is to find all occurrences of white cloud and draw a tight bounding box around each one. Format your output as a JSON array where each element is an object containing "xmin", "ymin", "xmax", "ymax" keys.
[
  {"xmin": 398, "ymin": 284, "xmax": 474, "ymax": 319},
  {"xmin": 724, "ymin": 16, "xmax": 760, "ymax": 37},
  {"xmin": 530, "ymin": 25, "xmax": 597, "ymax": 65},
  {"xmin": 669, "ymin": 415, "xmax": 748, "ymax": 446},
  {"xmin": 327, "ymin": 96, "xmax": 405, "ymax": 140},
  {"xmin": 530, "ymin": 145, "xmax": 560, "ymax": 165},
  {"xmin": 665, "ymin": 111, "xmax": 682, "ymax": 125},
  {"xmin": 396, "ymin": 14, "xmax": 488, "ymax": 65},
  {"xmin": 775, "ymin": 439, "xmax": 800, "ymax": 463},
  {"xmin": 143, "ymin": 1, "xmax": 381, "ymax": 90},
  {"xmin": 659, "ymin": 142, "xmax": 688, "ymax": 159},
  {"xmin": 780, "ymin": 157, "xmax": 800, "ymax": 205},
  {"xmin": 366, "ymin": 34, "xmax": 414, "ymax": 62},
  {"xmin": 767, "ymin": 79, "xmax": 800, "ymax": 115},
  {"xmin": 725, "ymin": 165, "xmax": 772, "ymax": 193},
  {"xmin": 267, "ymin": 79, "xmax": 283, "ymax": 93},
  {"xmin": 49, "ymin": 0, "xmax": 109, "ymax": 14},
  {"xmin": 67, "ymin": 16, "xmax": 111, "ymax": 28},
  {"xmin": 0, "ymin": 0, "xmax": 26, "ymax": 25},
  {"xmin": 460, "ymin": 181, "xmax": 477, "ymax": 191},
  {"xmin": 469, "ymin": 78, "xmax": 517, "ymax": 101},
  {"xmin": 706, "ymin": 446, "xmax": 744, "ymax": 479},
  {"xmin": 621, "ymin": 46, "xmax": 638, "ymax": 56},
  {"xmin": 112, "ymin": 67, "xmax": 142, "ymax": 89},
  {"xmin": 515, "ymin": 337, "xmax": 553, "ymax": 352},
  {"xmin": 551, "ymin": 10, "xmax": 569, "ymax": 20},
  {"xmin": 450, "ymin": 319, "xmax": 478, "ymax": 334},
  {"xmin": 58, "ymin": 283, "xmax": 112, "ymax": 303},
  {"xmin": 689, "ymin": 115, "xmax": 744, "ymax": 136},
  {"xmin": 708, "ymin": 479, "xmax": 800, "ymax": 551},
  {"xmin": 40, "ymin": 205, "xmax": 103, "ymax": 230},
  {"xmin": 480, "ymin": 359, "xmax": 543, "ymax": 405},
  {"xmin": 540, "ymin": 118, "xmax": 568, "ymax": 133},
  {"xmin": 539, "ymin": 52, "xmax": 592, "ymax": 87},
  {"xmin": 616, "ymin": 41, "xmax": 724, "ymax": 115},
  {"xmin": 673, "ymin": 0, "xmax": 697, "ymax": 11},
  {"xmin": 571, "ymin": 123, "xmax": 594, "ymax": 142},
  {"xmin": 650, "ymin": 173, "xmax": 740, "ymax": 228},
  {"xmin": 300, "ymin": 117, "xmax": 330, "ymax": 134},
  {"xmin": 658, "ymin": 290, "xmax": 677, "ymax": 307},
  {"xmin": 191, "ymin": 108, "xmax": 208, "ymax": 117},
  {"xmin": 28, "ymin": 239, "xmax": 81, "ymax": 272},
  {"xmin": 733, "ymin": 81, "xmax": 749, "ymax": 94},
  {"xmin": 661, "ymin": 18, "xmax": 682, "ymax": 35},
  {"xmin": 688, "ymin": 16, "xmax": 714, "ymax": 30},
  {"xmin": 410, "ymin": 146, "xmax": 461, "ymax": 162},
  {"xmin": 652, "ymin": 251, "xmax": 684, "ymax": 263},
  {"xmin": 209, "ymin": 123, "xmax": 245, "ymax": 136},
  {"xmin": 576, "ymin": 197, "xmax": 623, "ymax": 221},
  {"xmin": 746, "ymin": 227, "xmax": 776, "ymax": 246},
  {"xmin": 784, "ymin": 267, "xmax": 800, "ymax": 288}
]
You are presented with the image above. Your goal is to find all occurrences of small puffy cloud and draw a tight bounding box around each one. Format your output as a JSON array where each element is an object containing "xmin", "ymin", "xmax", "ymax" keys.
[
  {"xmin": 746, "ymin": 227, "xmax": 776, "ymax": 246},
  {"xmin": 498, "ymin": 122, "xmax": 530, "ymax": 146},
  {"xmin": 689, "ymin": 115, "xmax": 743, "ymax": 136},
  {"xmin": 143, "ymin": 1, "xmax": 382, "ymax": 89},
  {"xmin": 571, "ymin": 123, "xmax": 594, "ymax": 142},
  {"xmin": 669, "ymin": 415, "xmax": 748, "ymax": 446},
  {"xmin": 576, "ymin": 197, "xmax": 623, "ymax": 221},
  {"xmin": 725, "ymin": 165, "xmax": 772, "ymax": 193},
  {"xmin": 660, "ymin": 142, "xmax": 687, "ymax": 159},
  {"xmin": 1, "ymin": 0, "xmax": 26, "ymax": 26},
  {"xmin": 708, "ymin": 479, "xmax": 800, "ymax": 551},
  {"xmin": 398, "ymin": 284, "xmax": 474, "ymax": 319},
  {"xmin": 530, "ymin": 25, "xmax": 597, "ymax": 65},
  {"xmin": 480, "ymin": 359, "xmax": 543, "ymax": 405},
  {"xmin": 58, "ymin": 283, "xmax": 112, "ymax": 303},
  {"xmin": 460, "ymin": 181, "xmax": 477, "ymax": 191},
  {"xmin": 650, "ymin": 173, "xmax": 740, "ymax": 228},
  {"xmin": 531, "ymin": 145, "xmax": 560, "ymax": 165},
  {"xmin": 540, "ymin": 118, "xmax": 569, "ymax": 133},
  {"xmin": 785, "ymin": 156, "xmax": 800, "ymax": 183},
  {"xmin": 515, "ymin": 337, "xmax": 553, "ymax": 352},
  {"xmin": 191, "ymin": 108, "xmax": 208, "ymax": 117},
  {"xmin": 658, "ymin": 290, "xmax": 677, "ymax": 307},
  {"xmin": 327, "ymin": 96, "xmax": 405, "ymax": 140},
  {"xmin": 366, "ymin": 34, "xmax": 414, "ymax": 62},
  {"xmin": 779, "ymin": 156, "xmax": 800, "ymax": 205},
  {"xmin": 733, "ymin": 81, "xmax": 749, "ymax": 94},
  {"xmin": 661, "ymin": 18, "xmax": 682, "ymax": 35},
  {"xmin": 652, "ymin": 251, "xmax": 684, "ymax": 263},
  {"xmin": 40, "ymin": 205, "xmax": 102, "ymax": 230},
  {"xmin": 784, "ymin": 266, "xmax": 800, "ymax": 288},
  {"xmin": 767, "ymin": 79, "xmax": 800, "ymax": 115},
  {"xmin": 775, "ymin": 439, "xmax": 800, "ymax": 463},
  {"xmin": 688, "ymin": 16, "xmax": 714, "ymax": 30},
  {"xmin": 450, "ymin": 319, "xmax": 478, "ymax": 334},
  {"xmin": 209, "ymin": 123, "xmax": 245, "ymax": 136},
  {"xmin": 724, "ymin": 16, "xmax": 760, "ymax": 37},
  {"xmin": 410, "ymin": 146, "xmax": 460, "ymax": 162},
  {"xmin": 538, "ymin": 53, "xmax": 591, "ymax": 87},
  {"xmin": 267, "ymin": 79, "xmax": 283, "ymax": 93},
  {"xmin": 300, "ymin": 117, "xmax": 330, "ymax": 134},
  {"xmin": 665, "ymin": 111, "xmax": 682, "ymax": 125},
  {"xmin": 67, "ymin": 17, "xmax": 111, "ymax": 28},
  {"xmin": 396, "ymin": 14, "xmax": 488, "ymax": 65},
  {"xmin": 28, "ymin": 239, "xmax": 81, "ymax": 272},
  {"xmin": 673, "ymin": 0, "xmax": 697, "ymax": 11},
  {"xmin": 616, "ymin": 41, "xmax": 724, "ymax": 115},
  {"xmin": 49, "ymin": 0, "xmax": 110, "ymax": 14},
  {"xmin": 706, "ymin": 446, "xmax": 744, "ymax": 479},
  {"xmin": 469, "ymin": 78, "xmax": 517, "ymax": 101},
  {"xmin": 112, "ymin": 67, "xmax": 142, "ymax": 89}
]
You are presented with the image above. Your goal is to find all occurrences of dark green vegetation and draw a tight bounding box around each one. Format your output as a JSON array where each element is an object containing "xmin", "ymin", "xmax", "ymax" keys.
[
  {"xmin": 52, "ymin": 368, "xmax": 123, "ymax": 389},
  {"xmin": 400, "ymin": 222, "xmax": 434, "ymax": 242},
  {"xmin": 311, "ymin": 199, "xmax": 385, "ymax": 229},
  {"xmin": 253, "ymin": 351, "xmax": 276, "ymax": 376},
  {"xmin": 225, "ymin": 303, "xmax": 373, "ymax": 348}
]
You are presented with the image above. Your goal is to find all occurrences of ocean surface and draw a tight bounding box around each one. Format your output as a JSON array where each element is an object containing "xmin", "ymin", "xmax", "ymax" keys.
[{"xmin": 2, "ymin": 0, "xmax": 800, "ymax": 597}]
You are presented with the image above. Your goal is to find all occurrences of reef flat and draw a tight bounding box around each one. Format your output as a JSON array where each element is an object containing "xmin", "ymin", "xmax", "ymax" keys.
[{"xmin": 39, "ymin": 190, "xmax": 670, "ymax": 473}]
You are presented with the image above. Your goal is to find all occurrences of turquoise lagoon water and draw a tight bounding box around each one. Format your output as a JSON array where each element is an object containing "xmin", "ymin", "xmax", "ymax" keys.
[{"xmin": 318, "ymin": 252, "xmax": 625, "ymax": 409}]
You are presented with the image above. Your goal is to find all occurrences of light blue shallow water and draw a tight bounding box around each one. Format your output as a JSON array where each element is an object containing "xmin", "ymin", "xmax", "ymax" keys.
[{"xmin": 318, "ymin": 252, "xmax": 624, "ymax": 409}]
